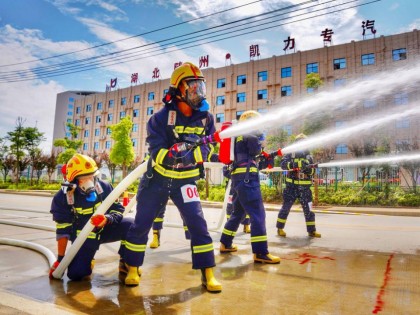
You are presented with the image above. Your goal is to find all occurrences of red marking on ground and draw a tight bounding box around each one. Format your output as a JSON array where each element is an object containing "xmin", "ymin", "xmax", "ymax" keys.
[
  {"xmin": 372, "ymin": 254, "xmax": 394, "ymax": 314},
  {"xmin": 282, "ymin": 252, "xmax": 336, "ymax": 264}
]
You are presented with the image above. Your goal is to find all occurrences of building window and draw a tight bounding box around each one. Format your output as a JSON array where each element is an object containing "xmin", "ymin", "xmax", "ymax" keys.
[
  {"xmin": 121, "ymin": 97, "xmax": 127, "ymax": 105},
  {"xmin": 392, "ymin": 48, "xmax": 407, "ymax": 61},
  {"xmin": 109, "ymin": 99, "xmax": 114, "ymax": 108},
  {"xmin": 69, "ymin": 97, "xmax": 74, "ymax": 102},
  {"xmin": 148, "ymin": 92, "xmax": 155, "ymax": 101},
  {"xmin": 361, "ymin": 53, "xmax": 375, "ymax": 66},
  {"xmin": 281, "ymin": 67, "xmax": 292, "ymax": 78},
  {"xmin": 132, "ymin": 124, "xmax": 139, "ymax": 132},
  {"xmin": 65, "ymin": 132, "xmax": 71, "ymax": 138},
  {"xmin": 216, "ymin": 113, "xmax": 225, "ymax": 123},
  {"xmin": 217, "ymin": 78, "xmax": 226, "ymax": 88},
  {"xmin": 105, "ymin": 141, "xmax": 111, "ymax": 149},
  {"xmin": 120, "ymin": 111, "xmax": 126, "ymax": 119},
  {"xmin": 76, "ymin": 106, "xmax": 81, "ymax": 114},
  {"xmin": 86, "ymin": 104, "xmax": 92, "ymax": 112},
  {"xmin": 394, "ymin": 92, "xmax": 408, "ymax": 105},
  {"xmin": 107, "ymin": 114, "xmax": 113, "ymax": 122},
  {"xmin": 281, "ymin": 86, "xmax": 292, "ymax": 96},
  {"xmin": 333, "ymin": 58, "xmax": 346, "ymax": 70},
  {"xmin": 257, "ymin": 71, "xmax": 267, "ymax": 82},
  {"xmin": 95, "ymin": 115, "xmax": 101, "ymax": 123},
  {"xmin": 236, "ymin": 111, "xmax": 244, "ymax": 120},
  {"xmin": 85, "ymin": 117, "xmax": 91, "ymax": 124},
  {"xmin": 336, "ymin": 143, "xmax": 348, "ymax": 154},
  {"xmin": 363, "ymin": 99, "xmax": 376, "ymax": 108},
  {"xmin": 75, "ymin": 119, "xmax": 80, "ymax": 126},
  {"xmin": 83, "ymin": 143, "xmax": 88, "ymax": 150},
  {"xmin": 283, "ymin": 125, "xmax": 292, "ymax": 135},
  {"xmin": 94, "ymin": 128, "xmax": 100, "ymax": 136},
  {"xmin": 94, "ymin": 142, "xmax": 99, "ymax": 150},
  {"xmin": 97, "ymin": 102, "xmax": 102, "ymax": 110},
  {"xmin": 107, "ymin": 127, "xmax": 112, "ymax": 135},
  {"xmin": 257, "ymin": 89, "xmax": 267, "ymax": 100},
  {"xmin": 67, "ymin": 111, "xmax": 73, "ymax": 116},
  {"xmin": 396, "ymin": 119, "xmax": 409, "ymax": 129},
  {"xmin": 216, "ymin": 96, "xmax": 225, "ymax": 105},
  {"xmin": 84, "ymin": 130, "xmax": 89, "ymax": 137},
  {"xmin": 237, "ymin": 75, "xmax": 246, "ymax": 85},
  {"xmin": 67, "ymin": 119, "xmax": 72, "ymax": 123},
  {"xmin": 68, "ymin": 104, "xmax": 73, "ymax": 109},
  {"xmin": 133, "ymin": 95, "xmax": 140, "ymax": 103},
  {"xmin": 307, "ymin": 87, "xmax": 315, "ymax": 94},
  {"xmin": 133, "ymin": 109, "xmax": 139, "ymax": 118},
  {"xmin": 147, "ymin": 107, "xmax": 154, "ymax": 115},
  {"xmin": 163, "ymin": 88, "xmax": 169, "ymax": 95},
  {"xmin": 132, "ymin": 138, "xmax": 138, "ymax": 147},
  {"xmin": 237, "ymin": 92, "xmax": 246, "ymax": 103},
  {"xmin": 334, "ymin": 78, "xmax": 346, "ymax": 88},
  {"xmin": 306, "ymin": 62, "xmax": 319, "ymax": 74}
]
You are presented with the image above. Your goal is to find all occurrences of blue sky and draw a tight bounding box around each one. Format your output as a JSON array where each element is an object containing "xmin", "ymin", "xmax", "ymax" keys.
[{"xmin": 0, "ymin": 0, "xmax": 418, "ymax": 152}]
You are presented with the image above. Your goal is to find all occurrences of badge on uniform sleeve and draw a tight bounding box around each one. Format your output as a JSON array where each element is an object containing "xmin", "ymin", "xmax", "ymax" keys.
[
  {"xmin": 181, "ymin": 184, "xmax": 200, "ymax": 203},
  {"xmin": 168, "ymin": 110, "xmax": 176, "ymax": 126}
]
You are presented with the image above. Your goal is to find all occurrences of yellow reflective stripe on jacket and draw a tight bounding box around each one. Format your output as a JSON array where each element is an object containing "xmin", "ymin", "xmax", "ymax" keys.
[
  {"xmin": 231, "ymin": 166, "xmax": 258, "ymax": 175},
  {"xmin": 222, "ymin": 228, "xmax": 237, "ymax": 237},
  {"xmin": 251, "ymin": 235, "xmax": 268, "ymax": 243},
  {"xmin": 194, "ymin": 147, "xmax": 203, "ymax": 163},
  {"xmin": 124, "ymin": 241, "xmax": 147, "ymax": 252},
  {"xmin": 76, "ymin": 230, "xmax": 98, "ymax": 239},
  {"xmin": 74, "ymin": 202, "xmax": 102, "ymax": 215},
  {"xmin": 56, "ymin": 222, "xmax": 72, "ymax": 230},
  {"xmin": 285, "ymin": 177, "xmax": 312, "ymax": 185},
  {"xmin": 277, "ymin": 218, "xmax": 287, "ymax": 224},
  {"xmin": 306, "ymin": 221, "xmax": 316, "ymax": 226},
  {"xmin": 193, "ymin": 243, "xmax": 214, "ymax": 254},
  {"xmin": 208, "ymin": 144, "xmax": 215, "ymax": 161},
  {"xmin": 156, "ymin": 149, "xmax": 168, "ymax": 164},
  {"xmin": 154, "ymin": 164, "xmax": 200, "ymax": 179},
  {"xmin": 174, "ymin": 126, "xmax": 205, "ymax": 135}
]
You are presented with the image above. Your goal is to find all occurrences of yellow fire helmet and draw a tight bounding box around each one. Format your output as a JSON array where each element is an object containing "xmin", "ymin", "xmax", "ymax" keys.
[
  {"xmin": 170, "ymin": 62, "xmax": 204, "ymax": 88},
  {"xmin": 295, "ymin": 133, "xmax": 308, "ymax": 141},
  {"xmin": 66, "ymin": 153, "xmax": 99, "ymax": 182},
  {"xmin": 239, "ymin": 110, "xmax": 261, "ymax": 121}
]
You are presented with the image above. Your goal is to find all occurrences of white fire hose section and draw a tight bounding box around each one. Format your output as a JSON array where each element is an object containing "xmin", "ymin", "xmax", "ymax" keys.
[{"xmin": 0, "ymin": 238, "xmax": 56, "ymax": 267}]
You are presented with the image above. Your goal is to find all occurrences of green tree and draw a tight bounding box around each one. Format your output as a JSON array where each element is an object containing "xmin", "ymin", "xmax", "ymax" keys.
[
  {"xmin": 110, "ymin": 116, "xmax": 135, "ymax": 178},
  {"xmin": 348, "ymin": 139, "xmax": 378, "ymax": 185},
  {"xmin": 53, "ymin": 122, "xmax": 83, "ymax": 164},
  {"xmin": 101, "ymin": 151, "xmax": 117, "ymax": 183},
  {"xmin": 397, "ymin": 137, "xmax": 420, "ymax": 193},
  {"xmin": 45, "ymin": 150, "xmax": 59, "ymax": 184},
  {"xmin": 24, "ymin": 127, "xmax": 46, "ymax": 185}
]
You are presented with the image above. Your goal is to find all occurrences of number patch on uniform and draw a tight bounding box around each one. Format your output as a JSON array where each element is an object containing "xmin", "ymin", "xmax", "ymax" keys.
[{"xmin": 181, "ymin": 184, "xmax": 200, "ymax": 203}]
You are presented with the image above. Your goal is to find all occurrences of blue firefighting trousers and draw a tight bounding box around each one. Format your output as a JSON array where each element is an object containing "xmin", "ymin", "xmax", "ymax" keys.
[
  {"xmin": 122, "ymin": 175, "xmax": 216, "ymax": 269},
  {"xmin": 67, "ymin": 217, "xmax": 134, "ymax": 280},
  {"xmin": 226, "ymin": 184, "xmax": 250, "ymax": 226},
  {"xmin": 276, "ymin": 183, "xmax": 316, "ymax": 233},
  {"xmin": 152, "ymin": 204, "xmax": 191, "ymax": 239},
  {"xmin": 220, "ymin": 178, "xmax": 268, "ymax": 255}
]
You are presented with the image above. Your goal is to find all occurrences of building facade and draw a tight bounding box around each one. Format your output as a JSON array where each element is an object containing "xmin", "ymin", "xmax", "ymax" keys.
[{"xmin": 55, "ymin": 30, "xmax": 419, "ymax": 182}]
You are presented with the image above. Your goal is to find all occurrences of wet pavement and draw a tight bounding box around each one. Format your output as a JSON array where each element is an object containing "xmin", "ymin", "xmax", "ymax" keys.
[{"xmin": 1, "ymin": 192, "xmax": 420, "ymax": 314}]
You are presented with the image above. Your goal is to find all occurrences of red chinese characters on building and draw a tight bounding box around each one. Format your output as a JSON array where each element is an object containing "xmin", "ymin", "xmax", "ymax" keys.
[
  {"xmin": 362, "ymin": 19, "xmax": 377, "ymax": 37},
  {"xmin": 249, "ymin": 44, "xmax": 260, "ymax": 59},
  {"xmin": 174, "ymin": 62, "xmax": 182, "ymax": 69},
  {"xmin": 283, "ymin": 36, "xmax": 295, "ymax": 52},
  {"xmin": 131, "ymin": 73, "xmax": 138, "ymax": 84},
  {"xmin": 199, "ymin": 55, "xmax": 209, "ymax": 68},
  {"xmin": 320, "ymin": 28, "xmax": 334, "ymax": 46},
  {"xmin": 152, "ymin": 67, "xmax": 160, "ymax": 80}
]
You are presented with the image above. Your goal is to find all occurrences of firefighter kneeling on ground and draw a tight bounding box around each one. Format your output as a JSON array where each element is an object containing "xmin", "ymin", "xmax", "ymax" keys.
[
  {"xmin": 276, "ymin": 133, "xmax": 321, "ymax": 238},
  {"xmin": 49, "ymin": 154, "xmax": 137, "ymax": 281},
  {"xmin": 219, "ymin": 110, "xmax": 280, "ymax": 264},
  {"xmin": 120, "ymin": 62, "xmax": 222, "ymax": 292}
]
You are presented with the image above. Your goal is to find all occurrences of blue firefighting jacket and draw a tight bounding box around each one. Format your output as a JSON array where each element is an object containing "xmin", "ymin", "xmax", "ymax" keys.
[
  {"xmin": 146, "ymin": 98, "xmax": 216, "ymax": 182},
  {"xmin": 50, "ymin": 180, "xmax": 125, "ymax": 241},
  {"xmin": 281, "ymin": 151, "xmax": 315, "ymax": 186},
  {"xmin": 231, "ymin": 134, "xmax": 261, "ymax": 181}
]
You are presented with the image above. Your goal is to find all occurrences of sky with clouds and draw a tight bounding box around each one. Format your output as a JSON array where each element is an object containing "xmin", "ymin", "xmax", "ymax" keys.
[{"xmin": 0, "ymin": 0, "xmax": 418, "ymax": 152}]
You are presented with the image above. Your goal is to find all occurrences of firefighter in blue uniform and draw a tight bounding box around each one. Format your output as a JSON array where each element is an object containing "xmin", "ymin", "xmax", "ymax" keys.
[
  {"xmin": 49, "ymin": 154, "xmax": 136, "ymax": 281},
  {"xmin": 223, "ymin": 165, "xmax": 251, "ymax": 233},
  {"xmin": 121, "ymin": 62, "xmax": 222, "ymax": 292},
  {"xmin": 219, "ymin": 110, "xmax": 280, "ymax": 264},
  {"xmin": 276, "ymin": 133, "xmax": 321, "ymax": 238}
]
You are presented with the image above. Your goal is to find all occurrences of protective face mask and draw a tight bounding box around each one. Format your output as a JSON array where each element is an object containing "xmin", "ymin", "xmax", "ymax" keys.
[
  {"xmin": 79, "ymin": 178, "xmax": 96, "ymax": 194},
  {"xmin": 184, "ymin": 79, "xmax": 207, "ymax": 110}
]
